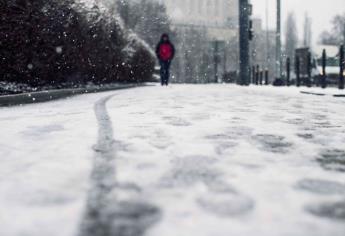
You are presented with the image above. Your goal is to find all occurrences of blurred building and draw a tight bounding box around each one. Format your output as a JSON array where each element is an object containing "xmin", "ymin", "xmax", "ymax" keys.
[
  {"xmin": 157, "ymin": 0, "xmax": 238, "ymax": 41},
  {"xmin": 160, "ymin": 0, "xmax": 238, "ymax": 27},
  {"xmin": 156, "ymin": 0, "xmax": 240, "ymax": 82},
  {"xmin": 250, "ymin": 18, "xmax": 276, "ymax": 82}
]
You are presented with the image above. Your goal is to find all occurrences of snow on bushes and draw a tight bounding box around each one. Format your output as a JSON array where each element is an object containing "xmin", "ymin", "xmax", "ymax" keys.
[{"xmin": 0, "ymin": 0, "xmax": 155, "ymax": 87}]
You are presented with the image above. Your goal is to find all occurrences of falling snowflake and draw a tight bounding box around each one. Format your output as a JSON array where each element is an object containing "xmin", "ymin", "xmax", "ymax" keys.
[{"xmin": 56, "ymin": 46, "xmax": 63, "ymax": 54}]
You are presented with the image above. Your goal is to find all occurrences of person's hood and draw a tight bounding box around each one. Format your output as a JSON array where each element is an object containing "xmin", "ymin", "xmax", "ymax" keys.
[{"xmin": 160, "ymin": 34, "xmax": 170, "ymax": 42}]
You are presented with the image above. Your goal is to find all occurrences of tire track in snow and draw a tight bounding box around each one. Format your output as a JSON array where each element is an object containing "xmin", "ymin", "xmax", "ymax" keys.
[{"xmin": 78, "ymin": 94, "xmax": 160, "ymax": 236}]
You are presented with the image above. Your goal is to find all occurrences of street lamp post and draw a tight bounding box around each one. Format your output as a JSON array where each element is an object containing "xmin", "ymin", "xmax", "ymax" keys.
[
  {"xmin": 276, "ymin": 0, "xmax": 282, "ymax": 80},
  {"xmin": 339, "ymin": 45, "xmax": 344, "ymax": 90},
  {"xmin": 214, "ymin": 40, "xmax": 220, "ymax": 83},
  {"xmin": 239, "ymin": 0, "xmax": 250, "ymax": 85}
]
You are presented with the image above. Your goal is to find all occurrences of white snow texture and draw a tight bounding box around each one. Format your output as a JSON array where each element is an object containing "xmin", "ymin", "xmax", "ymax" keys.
[{"xmin": 1, "ymin": 84, "xmax": 345, "ymax": 236}]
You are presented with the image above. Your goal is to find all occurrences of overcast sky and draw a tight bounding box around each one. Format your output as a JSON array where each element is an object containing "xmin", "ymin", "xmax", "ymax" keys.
[{"xmin": 250, "ymin": 0, "xmax": 345, "ymax": 46}]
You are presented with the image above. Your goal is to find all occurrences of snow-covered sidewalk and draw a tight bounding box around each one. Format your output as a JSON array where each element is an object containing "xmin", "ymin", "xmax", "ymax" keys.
[
  {"xmin": 0, "ymin": 93, "xmax": 102, "ymax": 236},
  {"xmin": 1, "ymin": 84, "xmax": 345, "ymax": 236}
]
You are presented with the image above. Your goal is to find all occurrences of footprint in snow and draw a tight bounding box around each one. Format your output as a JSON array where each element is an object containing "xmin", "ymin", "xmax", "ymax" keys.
[
  {"xmin": 306, "ymin": 200, "xmax": 345, "ymax": 220},
  {"xmin": 252, "ymin": 134, "xmax": 293, "ymax": 154},
  {"xmin": 317, "ymin": 149, "xmax": 345, "ymax": 172},
  {"xmin": 296, "ymin": 178, "xmax": 345, "ymax": 195}
]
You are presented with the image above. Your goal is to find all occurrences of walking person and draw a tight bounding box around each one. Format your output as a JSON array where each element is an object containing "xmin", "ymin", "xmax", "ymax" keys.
[{"xmin": 156, "ymin": 34, "xmax": 175, "ymax": 86}]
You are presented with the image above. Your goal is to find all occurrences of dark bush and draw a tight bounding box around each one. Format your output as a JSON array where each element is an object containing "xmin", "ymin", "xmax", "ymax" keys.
[{"xmin": 0, "ymin": 0, "xmax": 155, "ymax": 87}]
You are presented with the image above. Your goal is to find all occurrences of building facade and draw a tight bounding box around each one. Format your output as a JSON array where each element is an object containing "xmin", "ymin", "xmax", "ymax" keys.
[
  {"xmin": 157, "ymin": 0, "xmax": 238, "ymax": 29},
  {"xmin": 250, "ymin": 18, "xmax": 276, "ymax": 83},
  {"xmin": 154, "ymin": 0, "xmax": 240, "ymax": 83}
]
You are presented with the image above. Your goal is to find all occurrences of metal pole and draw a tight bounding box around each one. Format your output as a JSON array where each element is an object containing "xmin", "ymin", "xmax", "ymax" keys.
[
  {"xmin": 296, "ymin": 56, "xmax": 300, "ymax": 87},
  {"xmin": 321, "ymin": 49, "xmax": 327, "ymax": 89},
  {"xmin": 286, "ymin": 57, "xmax": 291, "ymax": 86},
  {"xmin": 343, "ymin": 24, "xmax": 345, "ymax": 47},
  {"xmin": 307, "ymin": 52, "xmax": 312, "ymax": 87},
  {"xmin": 214, "ymin": 41, "xmax": 219, "ymax": 83},
  {"xmin": 223, "ymin": 45, "xmax": 227, "ymax": 82},
  {"xmin": 265, "ymin": 0, "xmax": 270, "ymax": 69},
  {"xmin": 265, "ymin": 69, "xmax": 269, "ymax": 85},
  {"xmin": 339, "ymin": 45, "xmax": 344, "ymax": 90},
  {"xmin": 239, "ymin": 0, "xmax": 250, "ymax": 85},
  {"xmin": 252, "ymin": 66, "xmax": 256, "ymax": 84},
  {"xmin": 256, "ymin": 64, "xmax": 259, "ymax": 85},
  {"xmin": 276, "ymin": 0, "xmax": 282, "ymax": 80}
]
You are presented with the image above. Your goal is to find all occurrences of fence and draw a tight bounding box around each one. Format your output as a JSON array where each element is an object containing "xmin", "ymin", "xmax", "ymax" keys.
[{"xmin": 250, "ymin": 45, "xmax": 344, "ymax": 90}]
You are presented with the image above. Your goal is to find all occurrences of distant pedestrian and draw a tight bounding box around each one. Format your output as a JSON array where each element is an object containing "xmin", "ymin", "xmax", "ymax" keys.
[{"xmin": 156, "ymin": 33, "xmax": 175, "ymax": 86}]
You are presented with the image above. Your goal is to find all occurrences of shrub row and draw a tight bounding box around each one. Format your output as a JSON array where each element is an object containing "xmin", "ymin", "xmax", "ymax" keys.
[{"xmin": 0, "ymin": 0, "xmax": 155, "ymax": 87}]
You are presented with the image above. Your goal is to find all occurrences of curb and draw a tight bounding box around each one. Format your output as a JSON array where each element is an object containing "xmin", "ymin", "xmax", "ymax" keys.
[
  {"xmin": 0, "ymin": 84, "xmax": 147, "ymax": 107},
  {"xmin": 300, "ymin": 91, "xmax": 345, "ymax": 98},
  {"xmin": 300, "ymin": 91, "xmax": 326, "ymax": 96}
]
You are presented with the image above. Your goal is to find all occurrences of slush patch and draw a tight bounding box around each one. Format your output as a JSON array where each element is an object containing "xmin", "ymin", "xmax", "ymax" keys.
[
  {"xmin": 296, "ymin": 133, "xmax": 314, "ymax": 140},
  {"xmin": 205, "ymin": 126, "xmax": 253, "ymax": 141},
  {"xmin": 306, "ymin": 201, "xmax": 345, "ymax": 220},
  {"xmin": 285, "ymin": 118, "xmax": 305, "ymax": 125},
  {"xmin": 205, "ymin": 134, "xmax": 235, "ymax": 141},
  {"xmin": 197, "ymin": 192, "xmax": 254, "ymax": 217},
  {"xmin": 21, "ymin": 124, "xmax": 64, "ymax": 136},
  {"xmin": 160, "ymin": 155, "xmax": 220, "ymax": 187},
  {"xmin": 163, "ymin": 116, "xmax": 191, "ymax": 126},
  {"xmin": 252, "ymin": 134, "xmax": 293, "ymax": 153},
  {"xmin": 81, "ymin": 200, "xmax": 161, "ymax": 236},
  {"xmin": 215, "ymin": 142, "xmax": 238, "ymax": 155},
  {"xmin": 317, "ymin": 149, "xmax": 345, "ymax": 172},
  {"xmin": 296, "ymin": 178, "xmax": 345, "ymax": 195}
]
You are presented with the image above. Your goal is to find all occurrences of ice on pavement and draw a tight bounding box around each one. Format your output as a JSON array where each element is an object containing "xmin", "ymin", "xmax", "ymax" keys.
[{"xmin": 1, "ymin": 84, "xmax": 345, "ymax": 236}]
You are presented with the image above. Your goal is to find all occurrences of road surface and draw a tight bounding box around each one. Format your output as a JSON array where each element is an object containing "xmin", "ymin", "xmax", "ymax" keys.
[{"xmin": 0, "ymin": 84, "xmax": 345, "ymax": 236}]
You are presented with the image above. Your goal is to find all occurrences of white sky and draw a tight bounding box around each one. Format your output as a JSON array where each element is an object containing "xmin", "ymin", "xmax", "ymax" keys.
[{"xmin": 250, "ymin": 0, "xmax": 345, "ymax": 46}]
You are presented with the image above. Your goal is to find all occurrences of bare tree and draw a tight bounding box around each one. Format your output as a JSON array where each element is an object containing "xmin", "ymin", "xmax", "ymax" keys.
[
  {"xmin": 303, "ymin": 13, "xmax": 312, "ymax": 48},
  {"xmin": 319, "ymin": 13, "xmax": 345, "ymax": 45},
  {"xmin": 117, "ymin": 0, "xmax": 173, "ymax": 49}
]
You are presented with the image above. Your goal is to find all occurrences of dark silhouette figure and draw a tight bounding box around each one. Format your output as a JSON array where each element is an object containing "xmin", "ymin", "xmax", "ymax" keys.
[{"xmin": 156, "ymin": 34, "xmax": 175, "ymax": 86}]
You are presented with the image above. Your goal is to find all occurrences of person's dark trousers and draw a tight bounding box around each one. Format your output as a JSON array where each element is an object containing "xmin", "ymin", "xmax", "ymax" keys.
[{"xmin": 159, "ymin": 60, "xmax": 171, "ymax": 86}]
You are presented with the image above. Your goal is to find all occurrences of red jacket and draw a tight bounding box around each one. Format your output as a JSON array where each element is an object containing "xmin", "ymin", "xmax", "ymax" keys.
[{"xmin": 156, "ymin": 40, "xmax": 175, "ymax": 62}]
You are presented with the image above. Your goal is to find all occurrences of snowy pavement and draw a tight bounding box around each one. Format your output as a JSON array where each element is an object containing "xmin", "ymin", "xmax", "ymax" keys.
[{"xmin": 1, "ymin": 84, "xmax": 345, "ymax": 236}]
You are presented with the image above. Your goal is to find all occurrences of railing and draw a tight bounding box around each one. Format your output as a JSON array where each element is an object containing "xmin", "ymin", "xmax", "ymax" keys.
[{"xmin": 251, "ymin": 45, "xmax": 344, "ymax": 90}]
